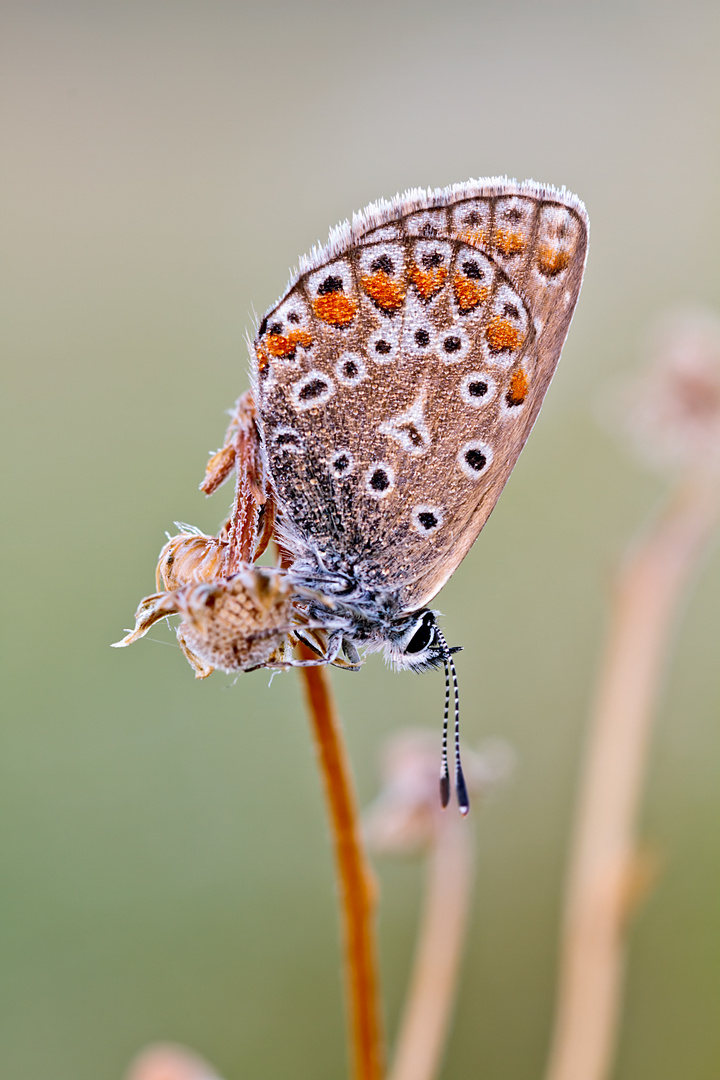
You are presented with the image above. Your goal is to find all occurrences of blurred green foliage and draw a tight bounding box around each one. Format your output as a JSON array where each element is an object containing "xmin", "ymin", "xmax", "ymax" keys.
[{"xmin": 2, "ymin": 1, "xmax": 720, "ymax": 1077}]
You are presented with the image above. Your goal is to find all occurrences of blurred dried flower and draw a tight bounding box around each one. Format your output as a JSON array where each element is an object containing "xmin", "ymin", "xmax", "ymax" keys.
[
  {"xmin": 124, "ymin": 1043, "xmax": 223, "ymax": 1080},
  {"xmin": 363, "ymin": 729, "xmax": 514, "ymax": 854},
  {"xmin": 622, "ymin": 307, "xmax": 720, "ymax": 470}
]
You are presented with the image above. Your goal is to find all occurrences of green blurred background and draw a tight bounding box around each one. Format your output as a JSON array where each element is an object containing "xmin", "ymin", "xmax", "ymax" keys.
[{"xmin": 2, "ymin": 1, "xmax": 720, "ymax": 1077}]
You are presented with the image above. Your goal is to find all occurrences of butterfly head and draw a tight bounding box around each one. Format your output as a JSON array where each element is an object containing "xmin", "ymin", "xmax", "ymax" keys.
[
  {"xmin": 380, "ymin": 609, "xmax": 469, "ymax": 814},
  {"xmin": 382, "ymin": 609, "xmax": 460, "ymax": 673}
]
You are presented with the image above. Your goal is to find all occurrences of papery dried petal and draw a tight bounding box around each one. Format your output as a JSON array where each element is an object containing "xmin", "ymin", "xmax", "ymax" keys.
[{"xmin": 156, "ymin": 528, "xmax": 229, "ymax": 591}]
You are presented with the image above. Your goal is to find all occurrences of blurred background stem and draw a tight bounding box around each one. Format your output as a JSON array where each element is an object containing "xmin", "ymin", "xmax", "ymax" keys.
[
  {"xmin": 544, "ymin": 470, "xmax": 720, "ymax": 1080},
  {"xmin": 388, "ymin": 810, "xmax": 474, "ymax": 1080},
  {"xmin": 298, "ymin": 650, "xmax": 385, "ymax": 1080}
]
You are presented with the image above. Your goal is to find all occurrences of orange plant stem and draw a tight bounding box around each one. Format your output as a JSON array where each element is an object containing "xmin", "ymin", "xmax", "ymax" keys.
[{"xmin": 298, "ymin": 651, "xmax": 385, "ymax": 1080}]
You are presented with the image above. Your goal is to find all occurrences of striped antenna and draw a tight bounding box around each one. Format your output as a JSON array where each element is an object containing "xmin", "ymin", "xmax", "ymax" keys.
[
  {"xmin": 440, "ymin": 656, "xmax": 451, "ymax": 808},
  {"xmin": 437, "ymin": 629, "xmax": 469, "ymax": 814}
]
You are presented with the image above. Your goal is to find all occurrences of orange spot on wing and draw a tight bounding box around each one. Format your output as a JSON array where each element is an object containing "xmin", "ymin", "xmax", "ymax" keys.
[
  {"xmin": 458, "ymin": 227, "xmax": 487, "ymax": 248},
  {"xmin": 257, "ymin": 346, "xmax": 270, "ymax": 372},
  {"xmin": 265, "ymin": 328, "xmax": 313, "ymax": 357},
  {"xmin": 360, "ymin": 272, "xmax": 406, "ymax": 313},
  {"xmin": 493, "ymin": 228, "xmax": 526, "ymax": 257},
  {"xmin": 409, "ymin": 263, "xmax": 448, "ymax": 300},
  {"xmin": 312, "ymin": 294, "xmax": 359, "ymax": 326},
  {"xmin": 506, "ymin": 368, "xmax": 529, "ymax": 406},
  {"xmin": 453, "ymin": 275, "xmax": 489, "ymax": 313},
  {"xmin": 537, "ymin": 244, "xmax": 571, "ymax": 277},
  {"xmin": 486, "ymin": 317, "xmax": 523, "ymax": 353}
]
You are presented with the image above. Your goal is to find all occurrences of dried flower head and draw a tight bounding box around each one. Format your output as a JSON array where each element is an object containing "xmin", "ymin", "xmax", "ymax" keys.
[
  {"xmin": 363, "ymin": 729, "xmax": 514, "ymax": 854},
  {"xmin": 113, "ymin": 564, "xmax": 296, "ymax": 678},
  {"xmin": 624, "ymin": 307, "xmax": 720, "ymax": 470}
]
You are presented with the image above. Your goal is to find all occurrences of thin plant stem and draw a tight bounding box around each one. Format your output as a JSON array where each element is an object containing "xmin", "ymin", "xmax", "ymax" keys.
[
  {"xmin": 388, "ymin": 812, "xmax": 474, "ymax": 1080},
  {"xmin": 545, "ymin": 472, "xmax": 720, "ymax": 1080},
  {"xmin": 298, "ymin": 648, "xmax": 385, "ymax": 1080}
]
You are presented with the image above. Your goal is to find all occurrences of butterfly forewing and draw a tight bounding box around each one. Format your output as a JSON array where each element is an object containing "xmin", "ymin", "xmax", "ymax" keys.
[{"xmin": 253, "ymin": 179, "xmax": 588, "ymax": 610}]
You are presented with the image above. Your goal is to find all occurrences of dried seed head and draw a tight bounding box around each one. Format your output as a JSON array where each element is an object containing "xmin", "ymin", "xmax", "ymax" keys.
[
  {"xmin": 113, "ymin": 566, "xmax": 296, "ymax": 678},
  {"xmin": 176, "ymin": 568, "xmax": 295, "ymax": 675}
]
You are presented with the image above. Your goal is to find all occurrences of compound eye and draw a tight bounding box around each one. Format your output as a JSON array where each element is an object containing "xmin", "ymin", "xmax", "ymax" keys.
[{"xmin": 405, "ymin": 613, "xmax": 435, "ymax": 655}]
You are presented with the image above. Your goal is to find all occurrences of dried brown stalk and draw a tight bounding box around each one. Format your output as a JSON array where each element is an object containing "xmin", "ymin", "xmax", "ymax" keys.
[
  {"xmin": 298, "ymin": 646, "xmax": 385, "ymax": 1080},
  {"xmin": 544, "ymin": 470, "xmax": 720, "ymax": 1080}
]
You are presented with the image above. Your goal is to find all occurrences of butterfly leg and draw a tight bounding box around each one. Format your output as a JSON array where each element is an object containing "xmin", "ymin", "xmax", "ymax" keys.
[
  {"xmin": 337, "ymin": 637, "xmax": 362, "ymax": 670},
  {"xmin": 290, "ymin": 627, "xmax": 362, "ymax": 671}
]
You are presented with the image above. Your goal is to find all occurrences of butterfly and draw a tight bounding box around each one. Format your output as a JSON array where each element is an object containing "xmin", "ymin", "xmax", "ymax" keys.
[{"xmin": 115, "ymin": 177, "xmax": 588, "ymax": 812}]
